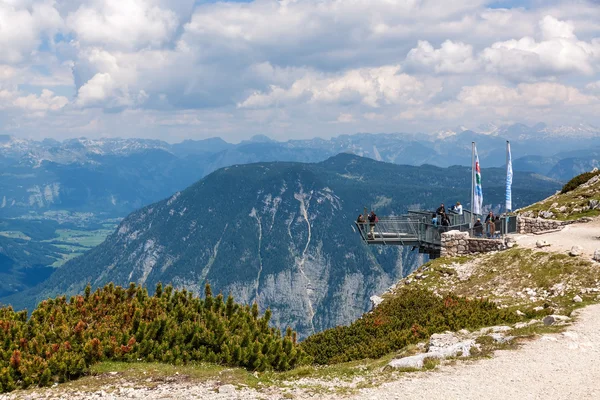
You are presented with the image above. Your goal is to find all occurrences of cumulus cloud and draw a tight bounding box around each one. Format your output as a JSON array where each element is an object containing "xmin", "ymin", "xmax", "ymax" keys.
[
  {"xmin": 405, "ymin": 40, "xmax": 479, "ymax": 74},
  {"xmin": 1, "ymin": 0, "xmax": 600, "ymax": 140},
  {"xmin": 67, "ymin": 0, "xmax": 178, "ymax": 50},
  {"xmin": 458, "ymin": 82, "xmax": 595, "ymax": 107},
  {"xmin": 481, "ymin": 16, "xmax": 600, "ymax": 77},
  {"xmin": 0, "ymin": 1, "xmax": 63, "ymax": 63},
  {"xmin": 238, "ymin": 66, "xmax": 440, "ymax": 109}
]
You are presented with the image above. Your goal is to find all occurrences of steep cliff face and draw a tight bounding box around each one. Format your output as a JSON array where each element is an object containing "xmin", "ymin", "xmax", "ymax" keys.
[{"xmin": 9, "ymin": 154, "xmax": 560, "ymax": 337}]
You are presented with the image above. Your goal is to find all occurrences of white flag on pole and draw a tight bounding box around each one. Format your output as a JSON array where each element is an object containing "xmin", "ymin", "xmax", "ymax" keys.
[
  {"xmin": 473, "ymin": 146, "xmax": 483, "ymax": 215},
  {"xmin": 506, "ymin": 142, "xmax": 513, "ymax": 212}
]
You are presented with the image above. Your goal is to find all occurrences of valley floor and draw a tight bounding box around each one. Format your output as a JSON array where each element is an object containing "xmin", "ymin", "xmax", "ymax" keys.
[{"xmin": 3, "ymin": 303, "xmax": 600, "ymax": 400}]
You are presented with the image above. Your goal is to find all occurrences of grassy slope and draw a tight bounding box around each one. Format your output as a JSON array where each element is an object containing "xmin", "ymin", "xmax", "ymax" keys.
[
  {"xmin": 518, "ymin": 173, "xmax": 600, "ymax": 221},
  {"xmin": 394, "ymin": 249, "xmax": 599, "ymax": 315}
]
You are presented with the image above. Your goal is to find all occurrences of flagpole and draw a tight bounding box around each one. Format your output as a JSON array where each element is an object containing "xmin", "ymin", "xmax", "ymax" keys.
[
  {"xmin": 471, "ymin": 141, "xmax": 475, "ymax": 228},
  {"xmin": 505, "ymin": 141, "xmax": 509, "ymax": 239}
]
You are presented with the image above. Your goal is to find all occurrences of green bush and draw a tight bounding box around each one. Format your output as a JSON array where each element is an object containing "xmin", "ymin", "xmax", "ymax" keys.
[
  {"xmin": 0, "ymin": 283, "xmax": 304, "ymax": 392},
  {"xmin": 561, "ymin": 170, "xmax": 600, "ymax": 194},
  {"xmin": 300, "ymin": 288, "xmax": 519, "ymax": 364}
]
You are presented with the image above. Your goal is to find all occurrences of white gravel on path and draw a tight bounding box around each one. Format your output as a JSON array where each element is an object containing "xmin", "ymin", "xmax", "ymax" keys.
[
  {"xmin": 513, "ymin": 218, "xmax": 600, "ymax": 260},
  {"xmin": 354, "ymin": 303, "xmax": 600, "ymax": 400}
]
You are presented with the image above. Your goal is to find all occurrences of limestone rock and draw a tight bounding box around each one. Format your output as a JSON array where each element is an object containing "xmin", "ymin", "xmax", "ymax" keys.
[
  {"xmin": 540, "ymin": 211, "xmax": 554, "ymax": 219},
  {"xmin": 557, "ymin": 206, "xmax": 567, "ymax": 213},
  {"xmin": 589, "ymin": 199, "xmax": 599, "ymax": 210},
  {"xmin": 516, "ymin": 310, "xmax": 525, "ymax": 317},
  {"xmin": 536, "ymin": 240, "xmax": 550, "ymax": 248},
  {"xmin": 543, "ymin": 315, "xmax": 571, "ymax": 326},
  {"xmin": 218, "ymin": 384, "xmax": 237, "ymax": 394},
  {"xmin": 370, "ymin": 295, "xmax": 384, "ymax": 309},
  {"xmin": 573, "ymin": 295, "xmax": 583, "ymax": 303},
  {"xmin": 570, "ymin": 246, "xmax": 583, "ymax": 257},
  {"xmin": 594, "ymin": 250, "xmax": 600, "ymax": 262}
]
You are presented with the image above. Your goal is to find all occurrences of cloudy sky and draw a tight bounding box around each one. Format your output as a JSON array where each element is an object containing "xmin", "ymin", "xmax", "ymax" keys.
[{"xmin": 1, "ymin": 0, "xmax": 599, "ymax": 142}]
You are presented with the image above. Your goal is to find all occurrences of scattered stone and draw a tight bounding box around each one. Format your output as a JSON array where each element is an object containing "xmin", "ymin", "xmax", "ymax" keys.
[
  {"xmin": 489, "ymin": 333, "xmax": 515, "ymax": 344},
  {"xmin": 370, "ymin": 295, "xmax": 384, "ymax": 309},
  {"xmin": 570, "ymin": 246, "xmax": 583, "ymax": 257},
  {"xmin": 590, "ymin": 199, "xmax": 600, "ymax": 210},
  {"xmin": 218, "ymin": 384, "xmax": 237, "ymax": 395},
  {"xmin": 536, "ymin": 240, "xmax": 551, "ymax": 248},
  {"xmin": 539, "ymin": 211, "xmax": 554, "ymax": 219},
  {"xmin": 557, "ymin": 206, "xmax": 567, "ymax": 213},
  {"xmin": 543, "ymin": 315, "xmax": 571, "ymax": 326},
  {"xmin": 389, "ymin": 332, "xmax": 477, "ymax": 370},
  {"xmin": 516, "ymin": 310, "xmax": 525, "ymax": 317},
  {"xmin": 533, "ymin": 306, "xmax": 544, "ymax": 312},
  {"xmin": 593, "ymin": 250, "xmax": 600, "ymax": 262},
  {"xmin": 573, "ymin": 295, "xmax": 583, "ymax": 303}
]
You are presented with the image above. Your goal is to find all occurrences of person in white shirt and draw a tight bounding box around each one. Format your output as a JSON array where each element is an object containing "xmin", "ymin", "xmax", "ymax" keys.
[{"xmin": 453, "ymin": 201, "xmax": 463, "ymax": 215}]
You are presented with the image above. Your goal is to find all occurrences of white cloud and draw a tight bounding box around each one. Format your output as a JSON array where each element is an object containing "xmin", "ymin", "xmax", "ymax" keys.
[
  {"xmin": 405, "ymin": 40, "xmax": 479, "ymax": 74},
  {"xmin": 67, "ymin": 0, "xmax": 178, "ymax": 50},
  {"xmin": 1, "ymin": 0, "xmax": 600, "ymax": 140},
  {"xmin": 0, "ymin": 1, "xmax": 63, "ymax": 63},
  {"xmin": 481, "ymin": 16, "xmax": 600, "ymax": 76},
  {"xmin": 458, "ymin": 82, "xmax": 595, "ymax": 107},
  {"xmin": 239, "ymin": 66, "xmax": 440, "ymax": 109},
  {"xmin": 0, "ymin": 88, "xmax": 68, "ymax": 114},
  {"xmin": 336, "ymin": 113, "xmax": 354, "ymax": 123}
]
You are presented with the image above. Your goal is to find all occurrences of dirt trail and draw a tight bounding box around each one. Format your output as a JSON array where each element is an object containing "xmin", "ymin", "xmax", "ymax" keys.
[
  {"xmin": 352, "ymin": 303, "xmax": 600, "ymax": 400},
  {"xmin": 513, "ymin": 218, "xmax": 600, "ymax": 259}
]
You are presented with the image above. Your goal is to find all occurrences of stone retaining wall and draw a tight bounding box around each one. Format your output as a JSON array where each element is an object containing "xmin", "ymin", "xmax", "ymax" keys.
[
  {"xmin": 441, "ymin": 231, "xmax": 505, "ymax": 258},
  {"xmin": 517, "ymin": 216, "xmax": 567, "ymax": 234}
]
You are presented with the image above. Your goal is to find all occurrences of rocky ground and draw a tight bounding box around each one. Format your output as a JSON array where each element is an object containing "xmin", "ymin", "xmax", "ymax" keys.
[{"xmin": 513, "ymin": 217, "xmax": 600, "ymax": 261}]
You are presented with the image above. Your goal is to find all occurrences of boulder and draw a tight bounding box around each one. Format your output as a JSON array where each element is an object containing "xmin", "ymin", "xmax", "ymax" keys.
[
  {"xmin": 594, "ymin": 250, "xmax": 600, "ymax": 262},
  {"xmin": 573, "ymin": 295, "xmax": 583, "ymax": 303},
  {"xmin": 370, "ymin": 295, "xmax": 384, "ymax": 309},
  {"xmin": 570, "ymin": 246, "xmax": 583, "ymax": 257},
  {"xmin": 540, "ymin": 211, "xmax": 554, "ymax": 219},
  {"xmin": 543, "ymin": 315, "xmax": 571, "ymax": 326},
  {"xmin": 536, "ymin": 240, "xmax": 550, "ymax": 248},
  {"xmin": 590, "ymin": 199, "xmax": 600, "ymax": 210}
]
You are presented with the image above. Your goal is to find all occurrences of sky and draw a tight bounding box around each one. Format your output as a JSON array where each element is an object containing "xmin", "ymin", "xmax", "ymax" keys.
[{"xmin": 0, "ymin": 0, "xmax": 599, "ymax": 143}]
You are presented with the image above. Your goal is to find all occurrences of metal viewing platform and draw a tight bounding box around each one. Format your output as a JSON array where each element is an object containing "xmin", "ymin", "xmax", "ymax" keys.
[{"xmin": 355, "ymin": 210, "xmax": 517, "ymax": 258}]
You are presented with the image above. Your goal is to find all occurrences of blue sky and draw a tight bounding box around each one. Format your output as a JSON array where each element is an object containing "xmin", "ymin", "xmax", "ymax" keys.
[{"xmin": 0, "ymin": 0, "xmax": 599, "ymax": 142}]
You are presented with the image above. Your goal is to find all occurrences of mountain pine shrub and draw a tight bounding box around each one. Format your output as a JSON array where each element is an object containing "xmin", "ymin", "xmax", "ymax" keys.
[
  {"xmin": 0, "ymin": 283, "xmax": 304, "ymax": 392},
  {"xmin": 300, "ymin": 288, "xmax": 519, "ymax": 364},
  {"xmin": 561, "ymin": 170, "xmax": 600, "ymax": 194}
]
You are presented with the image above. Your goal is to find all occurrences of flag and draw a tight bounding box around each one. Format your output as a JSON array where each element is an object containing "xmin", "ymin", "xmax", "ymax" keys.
[
  {"xmin": 473, "ymin": 146, "xmax": 483, "ymax": 215},
  {"xmin": 506, "ymin": 141, "xmax": 513, "ymax": 212}
]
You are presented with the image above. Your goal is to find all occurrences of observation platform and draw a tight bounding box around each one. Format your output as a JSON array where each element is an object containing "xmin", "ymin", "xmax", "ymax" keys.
[{"xmin": 355, "ymin": 210, "xmax": 517, "ymax": 258}]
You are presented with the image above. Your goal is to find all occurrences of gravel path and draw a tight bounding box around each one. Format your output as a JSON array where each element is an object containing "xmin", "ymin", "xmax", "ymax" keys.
[
  {"xmin": 354, "ymin": 303, "xmax": 600, "ymax": 400},
  {"xmin": 513, "ymin": 218, "xmax": 600, "ymax": 259}
]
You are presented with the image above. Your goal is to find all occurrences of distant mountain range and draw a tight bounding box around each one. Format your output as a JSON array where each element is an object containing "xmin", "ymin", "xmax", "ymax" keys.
[
  {"xmin": 3, "ymin": 154, "xmax": 561, "ymax": 337},
  {"xmin": 1, "ymin": 122, "xmax": 598, "ymax": 217}
]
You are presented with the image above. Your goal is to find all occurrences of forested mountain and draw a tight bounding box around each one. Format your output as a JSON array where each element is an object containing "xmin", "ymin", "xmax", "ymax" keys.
[
  {"xmin": 1, "ymin": 126, "xmax": 598, "ymax": 217},
  {"xmin": 3, "ymin": 154, "xmax": 561, "ymax": 337}
]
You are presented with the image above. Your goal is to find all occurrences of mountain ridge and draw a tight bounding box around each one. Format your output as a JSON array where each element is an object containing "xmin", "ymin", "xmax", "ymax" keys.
[{"xmin": 2, "ymin": 154, "xmax": 561, "ymax": 337}]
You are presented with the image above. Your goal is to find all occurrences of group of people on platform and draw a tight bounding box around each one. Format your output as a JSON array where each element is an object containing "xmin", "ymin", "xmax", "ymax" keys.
[
  {"xmin": 473, "ymin": 211, "xmax": 501, "ymax": 238},
  {"xmin": 356, "ymin": 210, "xmax": 378, "ymax": 238},
  {"xmin": 431, "ymin": 202, "xmax": 463, "ymax": 230},
  {"xmin": 356, "ymin": 202, "xmax": 502, "ymax": 240}
]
